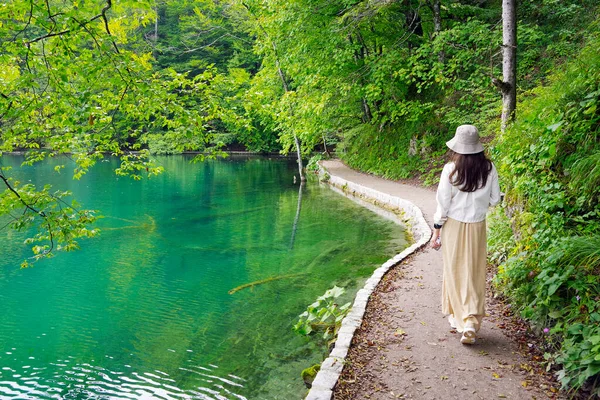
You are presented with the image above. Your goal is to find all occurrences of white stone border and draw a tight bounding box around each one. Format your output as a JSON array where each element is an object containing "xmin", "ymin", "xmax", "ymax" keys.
[{"xmin": 305, "ymin": 164, "xmax": 431, "ymax": 400}]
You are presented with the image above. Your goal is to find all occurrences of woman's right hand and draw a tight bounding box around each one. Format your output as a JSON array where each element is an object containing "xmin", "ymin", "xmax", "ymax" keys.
[{"xmin": 430, "ymin": 229, "xmax": 442, "ymax": 250}]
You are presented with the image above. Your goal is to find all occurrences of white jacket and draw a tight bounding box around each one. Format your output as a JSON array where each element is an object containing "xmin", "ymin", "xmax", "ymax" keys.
[{"xmin": 433, "ymin": 162, "xmax": 501, "ymax": 226}]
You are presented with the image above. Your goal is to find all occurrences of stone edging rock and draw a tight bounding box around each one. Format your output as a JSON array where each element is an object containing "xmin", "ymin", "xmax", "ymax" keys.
[{"xmin": 305, "ymin": 164, "xmax": 432, "ymax": 400}]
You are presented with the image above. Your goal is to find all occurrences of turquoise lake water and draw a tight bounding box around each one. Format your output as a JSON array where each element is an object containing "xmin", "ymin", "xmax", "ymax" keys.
[{"xmin": 0, "ymin": 155, "xmax": 409, "ymax": 399}]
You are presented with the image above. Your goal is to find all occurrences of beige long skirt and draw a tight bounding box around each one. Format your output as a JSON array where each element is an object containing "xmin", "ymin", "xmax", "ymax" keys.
[{"xmin": 441, "ymin": 217, "xmax": 487, "ymax": 333}]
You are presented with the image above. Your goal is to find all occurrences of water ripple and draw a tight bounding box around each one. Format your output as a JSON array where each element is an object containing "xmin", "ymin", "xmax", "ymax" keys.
[{"xmin": 0, "ymin": 359, "xmax": 248, "ymax": 400}]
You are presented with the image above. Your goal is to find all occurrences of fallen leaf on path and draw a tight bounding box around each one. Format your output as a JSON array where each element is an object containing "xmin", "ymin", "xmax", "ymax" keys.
[
  {"xmin": 520, "ymin": 363, "xmax": 533, "ymax": 372},
  {"xmin": 395, "ymin": 328, "xmax": 407, "ymax": 336},
  {"xmin": 492, "ymin": 372, "xmax": 501, "ymax": 379},
  {"xmin": 420, "ymin": 321, "xmax": 427, "ymax": 326},
  {"xmin": 440, "ymin": 375, "xmax": 448, "ymax": 380}
]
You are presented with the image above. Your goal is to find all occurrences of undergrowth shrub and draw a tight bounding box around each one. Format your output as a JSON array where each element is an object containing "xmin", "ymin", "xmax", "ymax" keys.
[
  {"xmin": 491, "ymin": 20, "xmax": 600, "ymax": 395},
  {"xmin": 339, "ymin": 120, "xmax": 448, "ymax": 182},
  {"xmin": 487, "ymin": 206, "xmax": 516, "ymax": 266}
]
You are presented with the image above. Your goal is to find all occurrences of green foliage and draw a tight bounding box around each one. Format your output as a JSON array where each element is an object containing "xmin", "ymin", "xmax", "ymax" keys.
[
  {"xmin": 550, "ymin": 236, "xmax": 600, "ymax": 273},
  {"xmin": 341, "ymin": 123, "xmax": 447, "ymax": 181},
  {"xmin": 490, "ymin": 23, "xmax": 600, "ymax": 393},
  {"xmin": 306, "ymin": 154, "xmax": 324, "ymax": 174},
  {"xmin": 240, "ymin": 0, "xmax": 506, "ymax": 180},
  {"xmin": 487, "ymin": 206, "xmax": 516, "ymax": 266},
  {"xmin": 232, "ymin": 0, "xmax": 598, "ymax": 188},
  {"xmin": 0, "ymin": 168, "xmax": 98, "ymax": 267},
  {"xmin": 569, "ymin": 145, "xmax": 600, "ymax": 206},
  {"xmin": 519, "ymin": 0, "xmax": 597, "ymax": 62},
  {"xmin": 145, "ymin": 0, "xmax": 282, "ymax": 153},
  {"xmin": 555, "ymin": 323, "xmax": 600, "ymax": 394},
  {"xmin": 0, "ymin": 0, "xmax": 229, "ymax": 262},
  {"xmin": 149, "ymin": 0, "xmax": 258, "ymax": 75},
  {"xmin": 214, "ymin": 67, "xmax": 281, "ymax": 152},
  {"xmin": 301, "ymin": 364, "xmax": 321, "ymax": 388},
  {"xmin": 293, "ymin": 286, "xmax": 351, "ymax": 341}
]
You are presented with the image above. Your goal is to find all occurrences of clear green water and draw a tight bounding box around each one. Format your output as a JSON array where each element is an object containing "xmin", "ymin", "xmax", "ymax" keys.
[{"xmin": 0, "ymin": 155, "xmax": 409, "ymax": 399}]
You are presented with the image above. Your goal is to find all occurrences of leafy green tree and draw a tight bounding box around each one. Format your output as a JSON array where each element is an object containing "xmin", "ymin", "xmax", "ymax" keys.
[
  {"xmin": 0, "ymin": 0, "xmax": 227, "ymax": 265},
  {"xmin": 148, "ymin": 0, "xmax": 258, "ymax": 75}
]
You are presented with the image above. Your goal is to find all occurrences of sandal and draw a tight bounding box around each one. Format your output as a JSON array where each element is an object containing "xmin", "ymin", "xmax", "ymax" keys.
[{"xmin": 460, "ymin": 327, "xmax": 477, "ymax": 345}]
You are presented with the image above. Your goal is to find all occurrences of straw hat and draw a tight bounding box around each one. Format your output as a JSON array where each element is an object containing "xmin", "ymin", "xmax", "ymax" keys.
[{"xmin": 446, "ymin": 125, "xmax": 484, "ymax": 154}]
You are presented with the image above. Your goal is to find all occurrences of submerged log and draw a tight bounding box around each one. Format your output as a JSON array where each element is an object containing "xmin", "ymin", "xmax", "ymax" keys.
[{"xmin": 228, "ymin": 273, "xmax": 307, "ymax": 294}]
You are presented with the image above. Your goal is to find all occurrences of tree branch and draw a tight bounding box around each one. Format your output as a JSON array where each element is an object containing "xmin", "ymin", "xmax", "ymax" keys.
[
  {"xmin": 0, "ymin": 172, "xmax": 46, "ymax": 218},
  {"xmin": 180, "ymin": 33, "xmax": 251, "ymax": 54},
  {"xmin": 492, "ymin": 77, "xmax": 511, "ymax": 93},
  {"xmin": 0, "ymin": 92, "xmax": 13, "ymax": 122},
  {"xmin": 0, "ymin": 170, "xmax": 55, "ymax": 255},
  {"xmin": 12, "ymin": 0, "xmax": 34, "ymax": 41},
  {"xmin": 101, "ymin": 0, "xmax": 120, "ymax": 54},
  {"xmin": 70, "ymin": 16, "xmax": 129, "ymax": 84},
  {"xmin": 25, "ymin": 0, "xmax": 114, "ymax": 46},
  {"xmin": 26, "ymin": 29, "xmax": 72, "ymax": 45}
]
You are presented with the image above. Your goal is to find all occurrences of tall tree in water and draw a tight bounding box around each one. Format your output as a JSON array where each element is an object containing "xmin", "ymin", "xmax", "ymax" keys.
[{"xmin": 240, "ymin": 0, "xmax": 306, "ymax": 181}]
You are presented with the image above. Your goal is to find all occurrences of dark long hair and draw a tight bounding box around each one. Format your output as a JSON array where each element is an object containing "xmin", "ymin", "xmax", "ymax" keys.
[{"xmin": 448, "ymin": 151, "xmax": 493, "ymax": 192}]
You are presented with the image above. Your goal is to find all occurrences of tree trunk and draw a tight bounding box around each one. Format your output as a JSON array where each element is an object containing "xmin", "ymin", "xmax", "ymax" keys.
[
  {"xmin": 405, "ymin": 9, "xmax": 423, "ymax": 37},
  {"xmin": 431, "ymin": 0, "xmax": 445, "ymax": 63},
  {"xmin": 277, "ymin": 66, "xmax": 305, "ymax": 181},
  {"xmin": 272, "ymin": 53, "xmax": 304, "ymax": 180},
  {"xmin": 362, "ymin": 98, "xmax": 372, "ymax": 123},
  {"xmin": 501, "ymin": 0, "xmax": 517, "ymax": 132},
  {"xmin": 351, "ymin": 31, "xmax": 373, "ymax": 123},
  {"xmin": 154, "ymin": 7, "xmax": 158, "ymax": 41},
  {"xmin": 432, "ymin": 1, "xmax": 442, "ymax": 33},
  {"xmin": 405, "ymin": 7, "xmax": 423, "ymax": 52},
  {"xmin": 289, "ymin": 181, "xmax": 305, "ymax": 249},
  {"xmin": 293, "ymin": 128, "xmax": 305, "ymax": 181}
]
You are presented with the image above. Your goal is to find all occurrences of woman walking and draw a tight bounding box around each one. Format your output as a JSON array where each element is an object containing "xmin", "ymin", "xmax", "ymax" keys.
[{"xmin": 430, "ymin": 125, "xmax": 501, "ymax": 345}]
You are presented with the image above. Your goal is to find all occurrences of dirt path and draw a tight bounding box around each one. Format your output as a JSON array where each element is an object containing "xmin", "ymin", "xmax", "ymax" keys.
[{"xmin": 318, "ymin": 160, "xmax": 559, "ymax": 400}]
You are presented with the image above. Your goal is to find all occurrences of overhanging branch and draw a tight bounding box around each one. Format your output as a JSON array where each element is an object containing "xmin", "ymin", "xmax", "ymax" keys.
[
  {"xmin": 25, "ymin": 0, "xmax": 114, "ymax": 47},
  {"xmin": 0, "ymin": 170, "xmax": 55, "ymax": 255}
]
